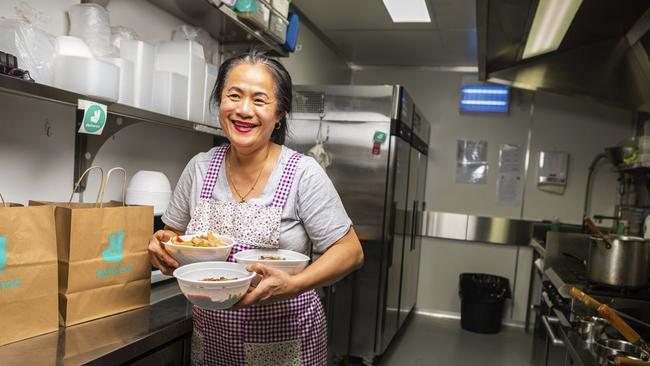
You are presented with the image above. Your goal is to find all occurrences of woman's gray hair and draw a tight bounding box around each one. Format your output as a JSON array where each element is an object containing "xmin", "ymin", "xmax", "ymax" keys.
[{"xmin": 210, "ymin": 50, "xmax": 292, "ymax": 145}]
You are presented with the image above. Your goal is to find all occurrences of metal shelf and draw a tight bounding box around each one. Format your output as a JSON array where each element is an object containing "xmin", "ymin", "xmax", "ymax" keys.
[
  {"xmin": 147, "ymin": 0, "xmax": 288, "ymax": 58},
  {"xmin": 0, "ymin": 73, "xmax": 223, "ymax": 136},
  {"xmin": 617, "ymin": 163, "xmax": 650, "ymax": 172}
]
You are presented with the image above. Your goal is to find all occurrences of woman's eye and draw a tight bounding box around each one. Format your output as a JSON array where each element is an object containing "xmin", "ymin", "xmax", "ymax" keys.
[
  {"xmin": 228, "ymin": 94, "xmax": 240, "ymax": 100},
  {"xmin": 254, "ymin": 99, "xmax": 267, "ymax": 106}
]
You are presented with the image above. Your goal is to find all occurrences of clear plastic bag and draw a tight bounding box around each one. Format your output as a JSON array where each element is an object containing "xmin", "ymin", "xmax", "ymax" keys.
[
  {"xmin": 0, "ymin": 18, "xmax": 56, "ymax": 85},
  {"xmin": 172, "ymin": 25, "xmax": 215, "ymax": 61},
  {"xmin": 68, "ymin": 4, "xmax": 112, "ymax": 57},
  {"xmin": 111, "ymin": 26, "xmax": 139, "ymax": 52}
]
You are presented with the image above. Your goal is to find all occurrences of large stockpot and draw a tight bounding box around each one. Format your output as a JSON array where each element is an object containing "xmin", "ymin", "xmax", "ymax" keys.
[{"xmin": 588, "ymin": 235, "xmax": 650, "ymax": 288}]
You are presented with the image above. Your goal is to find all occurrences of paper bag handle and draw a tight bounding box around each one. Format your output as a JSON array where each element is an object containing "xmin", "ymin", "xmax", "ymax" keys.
[
  {"xmin": 68, "ymin": 166, "xmax": 104, "ymax": 206},
  {"xmin": 0, "ymin": 192, "xmax": 7, "ymax": 208},
  {"xmin": 98, "ymin": 167, "xmax": 127, "ymax": 208}
]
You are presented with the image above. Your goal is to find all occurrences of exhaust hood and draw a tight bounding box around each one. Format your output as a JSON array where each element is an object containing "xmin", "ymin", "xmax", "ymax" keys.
[{"xmin": 477, "ymin": 0, "xmax": 650, "ymax": 112}]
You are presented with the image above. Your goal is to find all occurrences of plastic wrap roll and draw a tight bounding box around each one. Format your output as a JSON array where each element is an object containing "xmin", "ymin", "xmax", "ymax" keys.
[{"xmin": 68, "ymin": 4, "xmax": 112, "ymax": 57}]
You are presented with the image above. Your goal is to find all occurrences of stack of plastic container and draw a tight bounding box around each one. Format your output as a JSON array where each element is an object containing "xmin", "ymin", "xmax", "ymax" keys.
[
  {"xmin": 203, "ymin": 63, "xmax": 219, "ymax": 127},
  {"xmin": 154, "ymin": 40, "xmax": 206, "ymax": 122},
  {"xmin": 54, "ymin": 35, "xmax": 120, "ymax": 102},
  {"xmin": 120, "ymin": 40, "xmax": 155, "ymax": 110}
]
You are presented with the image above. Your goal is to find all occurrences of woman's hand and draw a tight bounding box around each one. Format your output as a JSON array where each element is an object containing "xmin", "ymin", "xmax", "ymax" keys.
[
  {"xmin": 148, "ymin": 229, "xmax": 180, "ymax": 275},
  {"xmin": 233, "ymin": 264, "xmax": 302, "ymax": 309}
]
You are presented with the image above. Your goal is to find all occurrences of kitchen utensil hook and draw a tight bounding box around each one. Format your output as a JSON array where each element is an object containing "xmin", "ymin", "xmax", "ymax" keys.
[{"xmin": 316, "ymin": 94, "xmax": 328, "ymax": 144}]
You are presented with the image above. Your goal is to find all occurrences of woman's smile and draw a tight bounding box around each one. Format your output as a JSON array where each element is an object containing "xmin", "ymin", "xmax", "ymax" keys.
[{"xmin": 231, "ymin": 119, "xmax": 259, "ymax": 133}]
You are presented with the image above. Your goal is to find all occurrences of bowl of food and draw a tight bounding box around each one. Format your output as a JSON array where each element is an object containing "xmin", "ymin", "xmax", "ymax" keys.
[
  {"xmin": 233, "ymin": 249, "xmax": 310, "ymax": 275},
  {"xmin": 173, "ymin": 261, "xmax": 255, "ymax": 310},
  {"xmin": 164, "ymin": 232, "xmax": 234, "ymax": 265}
]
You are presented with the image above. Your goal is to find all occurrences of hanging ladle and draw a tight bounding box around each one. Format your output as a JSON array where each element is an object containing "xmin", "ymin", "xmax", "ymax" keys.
[{"xmin": 584, "ymin": 216, "xmax": 613, "ymax": 249}]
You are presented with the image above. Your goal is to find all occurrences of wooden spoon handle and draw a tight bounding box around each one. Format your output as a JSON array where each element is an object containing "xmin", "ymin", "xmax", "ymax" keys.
[
  {"xmin": 615, "ymin": 356, "xmax": 650, "ymax": 366},
  {"xmin": 570, "ymin": 287, "xmax": 602, "ymax": 309},
  {"xmin": 599, "ymin": 305, "xmax": 642, "ymax": 344}
]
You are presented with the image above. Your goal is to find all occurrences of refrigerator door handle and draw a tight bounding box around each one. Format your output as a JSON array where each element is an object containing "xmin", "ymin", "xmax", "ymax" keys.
[
  {"xmin": 388, "ymin": 203, "xmax": 396, "ymax": 268},
  {"xmin": 410, "ymin": 200, "xmax": 418, "ymax": 251}
]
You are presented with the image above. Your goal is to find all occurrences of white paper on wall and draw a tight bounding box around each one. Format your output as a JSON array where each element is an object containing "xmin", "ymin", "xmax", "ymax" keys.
[
  {"xmin": 497, "ymin": 144, "xmax": 524, "ymax": 205},
  {"xmin": 456, "ymin": 139, "xmax": 488, "ymax": 184}
]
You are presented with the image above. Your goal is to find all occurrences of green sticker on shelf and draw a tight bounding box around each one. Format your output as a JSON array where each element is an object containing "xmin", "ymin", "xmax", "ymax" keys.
[
  {"xmin": 373, "ymin": 131, "xmax": 387, "ymax": 144},
  {"xmin": 78, "ymin": 99, "xmax": 107, "ymax": 135}
]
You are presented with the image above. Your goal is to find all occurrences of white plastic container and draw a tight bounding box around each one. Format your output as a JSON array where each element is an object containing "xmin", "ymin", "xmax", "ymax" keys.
[
  {"xmin": 120, "ymin": 40, "xmax": 155, "ymax": 110},
  {"xmin": 155, "ymin": 40, "xmax": 206, "ymax": 122},
  {"xmin": 173, "ymin": 261, "xmax": 255, "ymax": 310},
  {"xmin": 202, "ymin": 63, "xmax": 219, "ymax": 126},
  {"xmin": 54, "ymin": 55, "xmax": 119, "ymax": 102},
  {"xmin": 271, "ymin": 0, "xmax": 291, "ymax": 18},
  {"xmin": 164, "ymin": 233, "xmax": 235, "ymax": 266},
  {"xmin": 99, "ymin": 57, "xmax": 135, "ymax": 105},
  {"xmin": 233, "ymin": 249, "xmax": 309, "ymax": 275},
  {"xmin": 268, "ymin": 13, "xmax": 289, "ymax": 44},
  {"xmin": 56, "ymin": 36, "xmax": 93, "ymax": 58},
  {"xmin": 237, "ymin": 0, "xmax": 271, "ymax": 31},
  {"xmin": 152, "ymin": 71, "xmax": 189, "ymax": 119}
]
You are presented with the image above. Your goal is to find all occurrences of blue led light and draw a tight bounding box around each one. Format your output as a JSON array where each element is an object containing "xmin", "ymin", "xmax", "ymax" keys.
[{"xmin": 460, "ymin": 85, "xmax": 510, "ymax": 113}]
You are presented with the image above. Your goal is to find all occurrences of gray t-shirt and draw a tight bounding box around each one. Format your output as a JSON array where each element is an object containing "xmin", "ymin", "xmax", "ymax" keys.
[{"xmin": 162, "ymin": 145, "xmax": 352, "ymax": 255}]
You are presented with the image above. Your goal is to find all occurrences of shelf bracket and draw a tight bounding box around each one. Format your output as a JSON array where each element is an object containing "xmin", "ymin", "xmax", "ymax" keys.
[{"xmin": 74, "ymin": 111, "xmax": 141, "ymax": 192}]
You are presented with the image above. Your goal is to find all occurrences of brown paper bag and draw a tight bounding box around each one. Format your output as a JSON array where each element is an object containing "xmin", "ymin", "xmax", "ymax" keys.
[
  {"xmin": 32, "ymin": 167, "xmax": 153, "ymax": 326},
  {"xmin": 0, "ymin": 196, "xmax": 59, "ymax": 346}
]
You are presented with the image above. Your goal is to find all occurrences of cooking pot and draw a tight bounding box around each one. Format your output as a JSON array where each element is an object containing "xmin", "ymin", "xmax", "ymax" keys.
[
  {"xmin": 577, "ymin": 316, "xmax": 609, "ymax": 344},
  {"xmin": 595, "ymin": 339, "xmax": 647, "ymax": 366},
  {"xmin": 589, "ymin": 235, "xmax": 650, "ymax": 288}
]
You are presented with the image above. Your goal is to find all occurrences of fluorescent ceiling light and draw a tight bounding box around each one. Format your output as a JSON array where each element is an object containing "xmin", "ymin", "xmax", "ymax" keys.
[
  {"xmin": 462, "ymin": 88, "xmax": 509, "ymax": 95},
  {"xmin": 522, "ymin": 0, "xmax": 583, "ymax": 59},
  {"xmin": 382, "ymin": 0, "xmax": 431, "ymax": 23}
]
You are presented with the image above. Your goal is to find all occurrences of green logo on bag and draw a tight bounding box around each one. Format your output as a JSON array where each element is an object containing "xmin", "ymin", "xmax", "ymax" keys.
[
  {"xmin": 0, "ymin": 237, "xmax": 22, "ymax": 289},
  {"xmin": 0, "ymin": 236, "xmax": 6, "ymax": 277},
  {"xmin": 102, "ymin": 230, "xmax": 124, "ymax": 263},
  {"xmin": 97, "ymin": 230, "xmax": 131, "ymax": 278}
]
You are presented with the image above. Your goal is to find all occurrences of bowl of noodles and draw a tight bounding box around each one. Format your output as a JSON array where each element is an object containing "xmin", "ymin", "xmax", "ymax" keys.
[
  {"xmin": 173, "ymin": 261, "xmax": 255, "ymax": 310},
  {"xmin": 233, "ymin": 249, "xmax": 310, "ymax": 274},
  {"xmin": 163, "ymin": 232, "xmax": 234, "ymax": 265}
]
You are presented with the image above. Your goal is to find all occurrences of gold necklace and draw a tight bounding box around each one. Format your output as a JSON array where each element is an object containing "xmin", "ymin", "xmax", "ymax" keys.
[{"xmin": 226, "ymin": 147, "xmax": 270, "ymax": 203}]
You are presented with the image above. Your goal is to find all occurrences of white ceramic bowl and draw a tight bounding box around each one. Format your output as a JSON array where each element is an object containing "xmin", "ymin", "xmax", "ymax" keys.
[
  {"xmin": 233, "ymin": 249, "xmax": 310, "ymax": 275},
  {"xmin": 164, "ymin": 233, "xmax": 234, "ymax": 266},
  {"xmin": 126, "ymin": 190, "xmax": 171, "ymax": 215},
  {"xmin": 126, "ymin": 171, "xmax": 172, "ymax": 215},
  {"xmin": 128, "ymin": 170, "xmax": 172, "ymax": 193},
  {"xmin": 173, "ymin": 261, "xmax": 254, "ymax": 310}
]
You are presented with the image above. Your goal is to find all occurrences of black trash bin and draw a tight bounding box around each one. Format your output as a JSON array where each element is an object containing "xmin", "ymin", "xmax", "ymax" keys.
[{"xmin": 458, "ymin": 273, "xmax": 511, "ymax": 334}]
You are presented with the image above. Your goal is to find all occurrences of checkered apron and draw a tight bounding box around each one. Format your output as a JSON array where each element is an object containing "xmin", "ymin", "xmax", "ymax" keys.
[{"xmin": 186, "ymin": 145, "xmax": 328, "ymax": 366}]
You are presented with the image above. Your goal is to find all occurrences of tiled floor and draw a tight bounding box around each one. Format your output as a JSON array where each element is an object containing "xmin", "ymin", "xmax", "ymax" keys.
[{"xmin": 375, "ymin": 314, "xmax": 534, "ymax": 366}]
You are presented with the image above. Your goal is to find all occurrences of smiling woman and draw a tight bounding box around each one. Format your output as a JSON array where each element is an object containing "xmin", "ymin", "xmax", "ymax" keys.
[{"xmin": 147, "ymin": 50, "xmax": 364, "ymax": 366}]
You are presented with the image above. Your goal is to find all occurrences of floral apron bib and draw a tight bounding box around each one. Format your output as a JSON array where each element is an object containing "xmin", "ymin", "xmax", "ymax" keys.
[{"xmin": 186, "ymin": 145, "xmax": 327, "ymax": 366}]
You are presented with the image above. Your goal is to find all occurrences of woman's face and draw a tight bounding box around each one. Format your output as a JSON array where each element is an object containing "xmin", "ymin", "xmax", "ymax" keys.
[{"xmin": 219, "ymin": 63, "xmax": 280, "ymax": 152}]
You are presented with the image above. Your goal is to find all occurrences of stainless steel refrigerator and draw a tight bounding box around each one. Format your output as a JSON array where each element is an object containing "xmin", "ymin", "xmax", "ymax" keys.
[{"xmin": 287, "ymin": 85, "xmax": 430, "ymax": 364}]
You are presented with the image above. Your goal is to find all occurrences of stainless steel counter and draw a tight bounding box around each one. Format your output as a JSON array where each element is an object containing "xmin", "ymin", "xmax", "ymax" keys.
[{"xmin": 0, "ymin": 280, "xmax": 192, "ymax": 366}]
